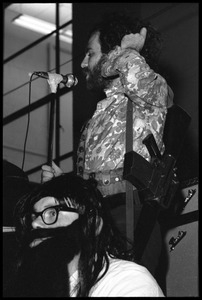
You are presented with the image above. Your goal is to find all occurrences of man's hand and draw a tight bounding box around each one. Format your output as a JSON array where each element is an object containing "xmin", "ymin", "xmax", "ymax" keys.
[
  {"xmin": 41, "ymin": 161, "xmax": 63, "ymax": 183},
  {"xmin": 101, "ymin": 27, "xmax": 147, "ymax": 78},
  {"xmin": 121, "ymin": 27, "xmax": 147, "ymax": 52}
]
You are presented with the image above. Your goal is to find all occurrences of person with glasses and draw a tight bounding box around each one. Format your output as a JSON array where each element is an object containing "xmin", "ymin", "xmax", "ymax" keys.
[{"xmin": 4, "ymin": 173, "xmax": 164, "ymax": 297}]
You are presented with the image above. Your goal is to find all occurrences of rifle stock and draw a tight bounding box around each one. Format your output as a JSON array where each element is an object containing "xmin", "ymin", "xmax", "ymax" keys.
[{"xmin": 123, "ymin": 104, "xmax": 191, "ymax": 209}]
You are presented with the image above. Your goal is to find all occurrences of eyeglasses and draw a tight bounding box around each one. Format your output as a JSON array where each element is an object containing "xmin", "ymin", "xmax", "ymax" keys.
[{"xmin": 31, "ymin": 205, "xmax": 79, "ymax": 225}]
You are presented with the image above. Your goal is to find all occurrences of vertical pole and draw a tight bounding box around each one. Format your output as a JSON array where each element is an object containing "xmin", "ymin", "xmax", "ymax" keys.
[
  {"xmin": 55, "ymin": 3, "xmax": 60, "ymax": 166},
  {"xmin": 47, "ymin": 95, "xmax": 55, "ymax": 165},
  {"xmin": 47, "ymin": 3, "xmax": 60, "ymax": 166}
]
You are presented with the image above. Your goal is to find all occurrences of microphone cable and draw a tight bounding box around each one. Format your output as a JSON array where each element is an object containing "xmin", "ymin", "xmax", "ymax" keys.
[
  {"xmin": 21, "ymin": 73, "xmax": 34, "ymax": 171},
  {"xmin": 21, "ymin": 68, "xmax": 79, "ymax": 170}
]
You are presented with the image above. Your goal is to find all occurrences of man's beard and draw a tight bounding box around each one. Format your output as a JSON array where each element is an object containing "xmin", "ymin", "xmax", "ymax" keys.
[
  {"xmin": 8, "ymin": 220, "xmax": 82, "ymax": 297},
  {"xmin": 83, "ymin": 55, "xmax": 112, "ymax": 93}
]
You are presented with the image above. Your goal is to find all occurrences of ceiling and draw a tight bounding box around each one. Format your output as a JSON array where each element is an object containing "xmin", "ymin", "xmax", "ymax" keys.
[
  {"xmin": 4, "ymin": 3, "xmax": 72, "ymax": 45},
  {"xmin": 5, "ymin": 3, "xmax": 72, "ymax": 25}
]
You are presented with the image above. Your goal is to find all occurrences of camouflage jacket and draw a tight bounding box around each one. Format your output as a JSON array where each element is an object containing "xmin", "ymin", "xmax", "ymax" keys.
[{"xmin": 77, "ymin": 46, "xmax": 173, "ymax": 179}]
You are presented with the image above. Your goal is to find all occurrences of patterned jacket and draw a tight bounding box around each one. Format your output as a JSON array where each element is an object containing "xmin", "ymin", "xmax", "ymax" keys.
[{"xmin": 77, "ymin": 46, "xmax": 173, "ymax": 196}]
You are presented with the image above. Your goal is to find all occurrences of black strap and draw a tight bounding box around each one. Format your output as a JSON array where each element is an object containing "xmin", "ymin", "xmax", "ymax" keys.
[
  {"xmin": 125, "ymin": 96, "xmax": 141, "ymax": 243},
  {"xmin": 125, "ymin": 97, "xmax": 134, "ymax": 242},
  {"xmin": 133, "ymin": 201, "xmax": 161, "ymax": 261}
]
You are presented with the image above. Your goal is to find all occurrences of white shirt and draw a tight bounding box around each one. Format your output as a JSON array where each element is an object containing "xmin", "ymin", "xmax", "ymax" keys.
[{"xmin": 70, "ymin": 256, "xmax": 164, "ymax": 297}]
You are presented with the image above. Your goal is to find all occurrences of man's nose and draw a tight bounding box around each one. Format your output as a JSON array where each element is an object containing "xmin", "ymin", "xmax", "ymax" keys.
[{"xmin": 81, "ymin": 55, "xmax": 88, "ymax": 68}]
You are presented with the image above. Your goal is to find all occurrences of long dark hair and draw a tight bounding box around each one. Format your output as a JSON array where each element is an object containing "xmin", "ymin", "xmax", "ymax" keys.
[
  {"xmin": 89, "ymin": 12, "xmax": 162, "ymax": 72},
  {"xmin": 11, "ymin": 173, "xmax": 135, "ymax": 297}
]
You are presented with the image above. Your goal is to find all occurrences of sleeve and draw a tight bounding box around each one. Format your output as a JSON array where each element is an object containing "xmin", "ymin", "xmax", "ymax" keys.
[{"xmin": 101, "ymin": 46, "xmax": 169, "ymax": 109}]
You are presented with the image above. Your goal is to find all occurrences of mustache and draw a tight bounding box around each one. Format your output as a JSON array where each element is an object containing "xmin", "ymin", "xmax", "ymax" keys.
[
  {"xmin": 27, "ymin": 219, "xmax": 82, "ymax": 266},
  {"xmin": 82, "ymin": 67, "xmax": 89, "ymax": 76},
  {"xmin": 29, "ymin": 219, "xmax": 80, "ymax": 242},
  {"xmin": 5, "ymin": 220, "xmax": 82, "ymax": 297}
]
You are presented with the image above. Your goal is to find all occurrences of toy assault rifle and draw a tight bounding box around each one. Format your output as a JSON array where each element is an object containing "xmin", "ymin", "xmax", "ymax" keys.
[
  {"xmin": 123, "ymin": 104, "xmax": 191, "ymax": 209},
  {"xmin": 123, "ymin": 104, "xmax": 191, "ymax": 262}
]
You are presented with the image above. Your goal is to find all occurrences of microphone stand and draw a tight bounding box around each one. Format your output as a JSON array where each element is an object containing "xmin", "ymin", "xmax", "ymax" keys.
[
  {"xmin": 47, "ymin": 95, "xmax": 55, "ymax": 166},
  {"xmin": 47, "ymin": 3, "xmax": 60, "ymax": 167}
]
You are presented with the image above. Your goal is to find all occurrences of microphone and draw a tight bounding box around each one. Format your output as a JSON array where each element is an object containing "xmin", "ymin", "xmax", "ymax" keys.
[{"xmin": 32, "ymin": 71, "xmax": 78, "ymax": 88}]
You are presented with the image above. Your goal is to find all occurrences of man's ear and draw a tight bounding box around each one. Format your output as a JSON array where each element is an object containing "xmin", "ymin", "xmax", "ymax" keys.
[{"xmin": 95, "ymin": 217, "xmax": 103, "ymax": 236}]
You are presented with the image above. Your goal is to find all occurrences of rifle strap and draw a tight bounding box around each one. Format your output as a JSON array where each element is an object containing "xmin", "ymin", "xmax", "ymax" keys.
[
  {"xmin": 125, "ymin": 96, "xmax": 141, "ymax": 243},
  {"xmin": 125, "ymin": 95, "xmax": 159, "ymax": 263},
  {"xmin": 133, "ymin": 201, "xmax": 161, "ymax": 261}
]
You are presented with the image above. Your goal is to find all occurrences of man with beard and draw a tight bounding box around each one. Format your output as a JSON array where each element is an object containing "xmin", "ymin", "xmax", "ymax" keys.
[
  {"xmin": 41, "ymin": 12, "xmax": 174, "ymax": 280},
  {"xmin": 4, "ymin": 173, "xmax": 164, "ymax": 297}
]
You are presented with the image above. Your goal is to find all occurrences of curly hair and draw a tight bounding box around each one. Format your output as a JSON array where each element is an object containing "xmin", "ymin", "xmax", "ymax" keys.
[
  {"xmin": 12, "ymin": 173, "xmax": 135, "ymax": 297},
  {"xmin": 89, "ymin": 12, "xmax": 163, "ymax": 72}
]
